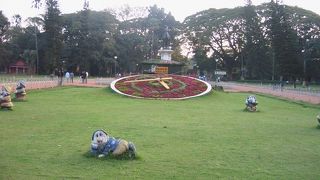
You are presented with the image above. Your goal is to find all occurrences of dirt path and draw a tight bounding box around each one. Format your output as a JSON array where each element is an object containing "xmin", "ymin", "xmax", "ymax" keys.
[
  {"xmin": 217, "ymin": 82, "xmax": 320, "ymax": 105},
  {"xmin": 1, "ymin": 78, "xmax": 319, "ymax": 105},
  {"xmin": 0, "ymin": 78, "xmax": 112, "ymax": 90}
]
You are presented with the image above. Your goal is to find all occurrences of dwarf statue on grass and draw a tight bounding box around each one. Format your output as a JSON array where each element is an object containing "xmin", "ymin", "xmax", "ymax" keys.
[
  {"xmin": 15, "ymin": 81, "xmax": 27, "ymax": 101},
  {"xmin": 0, "ymin": 85, "xmax": 13, "ymax": 110},
  {"xmin": 245, "ymin": 95, "xmax": 258, "ymax": 112},
  {"xmin": 91, "ymin": 130, "xmax": 136, "ymax": 159}
]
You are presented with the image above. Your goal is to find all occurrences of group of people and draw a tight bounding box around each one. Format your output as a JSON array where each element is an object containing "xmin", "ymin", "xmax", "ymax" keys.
[
  {"xmin": 64, "ymin": 71, "xmax": 74, "ymax": 83},
  {"xmin": 65, "ymin": 71, "xmax": 88, "ymax": 84},
  {"xmin": 55, "ymin": 68, "xmax": 90, "ymax": 85}
]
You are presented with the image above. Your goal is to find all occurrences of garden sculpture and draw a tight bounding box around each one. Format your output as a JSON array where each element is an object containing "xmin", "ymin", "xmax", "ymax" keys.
[
  {"xmin": 15, "ymin": 81, "xmax": 27, "ymax": 100},
  {"xmin": 0, "ymin": 85, "xmax": 13, "ymax": 110},
  {"xmin": 245, "ymin": 95, "xmax": 258, "ymax": 112},
  {"xmin": 125, "ymin": 77, "xmax": 172, "ymax": 90},
  {"xmin": 91, "ymin": 130, "xmax": 136, "ymax": 159},
  {"xmin": 162, "ymin": 26, "xmax": 171, "ymax": 48}
]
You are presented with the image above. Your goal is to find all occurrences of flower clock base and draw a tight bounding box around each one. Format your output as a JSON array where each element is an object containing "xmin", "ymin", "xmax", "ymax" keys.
[{"xmin": 111, "ymin": 74, "xmax": 212, "ymax": 100}]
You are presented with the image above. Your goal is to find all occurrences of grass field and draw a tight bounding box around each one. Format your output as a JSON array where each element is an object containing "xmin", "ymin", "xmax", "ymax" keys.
[{"xmin": 1, "ymin": 87, "xmax": 319, "ymax": 179}]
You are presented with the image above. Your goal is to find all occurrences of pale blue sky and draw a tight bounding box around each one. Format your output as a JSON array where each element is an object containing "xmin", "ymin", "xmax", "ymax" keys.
[{"xmin": 1, "ymin": 0, "xmax": 319, "ymax": 23}]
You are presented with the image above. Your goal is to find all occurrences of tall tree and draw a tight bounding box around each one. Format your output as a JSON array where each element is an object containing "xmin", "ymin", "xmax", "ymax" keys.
[
  {"xmin": 242, "ymin": 0, "xmax": 272, "ymax": 80},
  {"xmin": 192, "ymin": 46, "xmax": 215, "ymax": 75},
  {"xmin": 0, "ymin": 11, "xmax": 11, "ymax": 71},
  {"xmin": 26, "ymin": 17, "xmax": 44, "ymax": 74},
  {"xmin": 43, "ymin": 0, "xmax": 63, "ymax": 74},
  {"xmin": 146, "ymin": 5, "xmax": 180, "ymax": 59},
  {"xmin": 61, "ymin": 8, "xmax": 117, "ymax": 76},
  {"xmin": 113, "ymin": 5, "xmax": 181, "ymax": 74},
  {"xmin": 183, "ymin": 8, "xmax": 245, "ymax": 80},
  {"xmin": 77, "ymin": 0, "xmax": 90, "ymax": 72},
  {"xmin": 267, "ymin": 0, "xmax": 302, "ymax": 81},
  {"xmin": 0, "ymin": 11, "xmax": 10, "ymax": 42}
]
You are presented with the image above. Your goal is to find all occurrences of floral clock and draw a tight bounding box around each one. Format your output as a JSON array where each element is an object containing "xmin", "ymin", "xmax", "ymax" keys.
[{"xmin": 110, "ymin": 74, "xmax": 212, "ymax": 100}]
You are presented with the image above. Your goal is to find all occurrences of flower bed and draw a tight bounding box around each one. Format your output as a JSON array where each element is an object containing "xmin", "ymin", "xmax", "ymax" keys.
[{"xmin": 111, "ymin": 74, "xmax": 212, "ymax": 100}]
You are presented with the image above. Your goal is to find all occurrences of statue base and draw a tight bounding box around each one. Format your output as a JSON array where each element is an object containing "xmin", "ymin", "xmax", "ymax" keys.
[{"xmin": 158, "ymin": 48, "xmax": 173, "ymax": 61}]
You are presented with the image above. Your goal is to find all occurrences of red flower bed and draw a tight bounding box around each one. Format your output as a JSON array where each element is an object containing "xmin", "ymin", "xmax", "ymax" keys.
[{"xmin": 111, "ymin": 74, "xmax": 212, "ymax": 99}]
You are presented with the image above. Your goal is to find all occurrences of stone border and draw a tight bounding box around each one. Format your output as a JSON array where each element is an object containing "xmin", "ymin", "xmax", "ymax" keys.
[{"xmin": 110, "ymin": 75, "xmax": 212, "ymax": 100}]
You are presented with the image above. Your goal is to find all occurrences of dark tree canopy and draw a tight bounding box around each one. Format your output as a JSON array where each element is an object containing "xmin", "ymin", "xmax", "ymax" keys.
[
  {"xmin": 0, "ymin": 1, "xmax": 319, "ymax": 82},
  {"xmin": 183, "ymin": 2, "xmax": 320, "ymax": 81}
]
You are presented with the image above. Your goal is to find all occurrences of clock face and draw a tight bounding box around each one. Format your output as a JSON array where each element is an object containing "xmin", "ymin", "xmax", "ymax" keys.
[{"xmin": 111, "ymin": 74, "xmax": 212, "ymax": 100}]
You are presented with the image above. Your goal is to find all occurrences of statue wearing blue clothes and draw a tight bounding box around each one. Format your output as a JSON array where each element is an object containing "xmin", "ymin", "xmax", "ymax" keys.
[{"xmin": 91, "ymin": 130, "xmax": 136, "ymax": 159}]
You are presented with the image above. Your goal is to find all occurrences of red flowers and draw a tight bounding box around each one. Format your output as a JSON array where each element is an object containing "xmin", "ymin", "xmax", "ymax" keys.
[{"xmin": 111, "ymin": 74, "xmax": 212, "ymax": 99}]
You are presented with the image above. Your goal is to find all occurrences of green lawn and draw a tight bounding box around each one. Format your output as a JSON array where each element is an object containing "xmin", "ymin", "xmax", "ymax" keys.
[{"xmin": 1, "ymin": 87, "xmax": 319, "ymax": 179}]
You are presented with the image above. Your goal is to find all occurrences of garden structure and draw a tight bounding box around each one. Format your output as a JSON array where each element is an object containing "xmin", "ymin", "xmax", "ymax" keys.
[{"xmin": 111, "ymin": 74, "xmax": 212, "ymax": 100}]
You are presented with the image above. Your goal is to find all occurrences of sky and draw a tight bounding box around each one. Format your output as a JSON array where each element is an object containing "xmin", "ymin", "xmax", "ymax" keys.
[{"xmin": 1, "ymin": 0, "xmax": 320, "ymax": 23}]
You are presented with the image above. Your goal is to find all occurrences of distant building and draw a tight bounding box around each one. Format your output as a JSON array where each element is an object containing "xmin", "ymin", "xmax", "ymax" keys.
[{"xmin": 7, "ymin": 60, "xmax": 33, "ymax": 74}]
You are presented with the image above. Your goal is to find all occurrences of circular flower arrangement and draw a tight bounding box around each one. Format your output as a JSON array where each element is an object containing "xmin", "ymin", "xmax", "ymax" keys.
[{"xmin": 110, "ymin": 74, "xmax": 212, "ymax": 100}]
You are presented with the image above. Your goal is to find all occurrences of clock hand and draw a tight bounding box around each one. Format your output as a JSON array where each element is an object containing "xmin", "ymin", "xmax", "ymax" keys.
[
  {"xmin": 158, "ymin": 80, "xmax": 170, "ymax": 90},
  {"xmin": 124, "ymin": 77, "xmax": 172, "ymax": 89},
  {"xmin": 124, "ymin": 77, "xmax": 172, "ymax": 83}
]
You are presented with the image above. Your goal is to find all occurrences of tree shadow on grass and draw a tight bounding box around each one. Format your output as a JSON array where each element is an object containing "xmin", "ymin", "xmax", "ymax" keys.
[
  {"xmin": 12, "ymin": 99, "xmax": 28, "ymax": 102},
  {"xmin": 242, "ymin": 108, "xmax": 261, "ymax": 113}
]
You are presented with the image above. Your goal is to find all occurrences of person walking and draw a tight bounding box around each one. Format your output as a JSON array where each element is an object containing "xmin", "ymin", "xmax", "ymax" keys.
[
  {"xmin": 70, "ymin": 72, "xmax": 74, "ymax": 83},
  {"xmin": 81, "ymin": 71, "xmax": 87, "ymax": 84},
  {"xmin": 65, "ymin": 71, "xmax": 70, "ymax": 83}
]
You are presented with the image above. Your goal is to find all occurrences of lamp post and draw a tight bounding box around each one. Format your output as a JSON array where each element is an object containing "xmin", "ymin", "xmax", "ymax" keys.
[
  {"xmin": 302, "ymin": 49, "xmax": 306, "ymax": 74},
  {"xmin": 240, "ymin": 52, "xmax": 244, "ymax": 80},
  {"xmin": 302, "ymin": 49, "xmax": 307, "ymax": 87},
  {"xmin": 215, "ymin": 59, "xmax": 219, "ymax": 81},
  {"xmin": 302, "ymin": 39, "xmax": 309, "ymax": 87},
  {"xmin": 34, "ymin": 25, "xmax": 39, "ymax": 74},
  {"xmin": 238, "ymin": 38, "xmax": 244, "ymax": 80},
  {"xmin": 114, "ymin": 56, "xmax": 117, "ymax": 77},
  {"xmin": 136, "ymin": 63, "xmax": 139, "ymax": 74},
  {"xmin": 195, "ymin": 65, "xmax": 199, "ymax": 76},
  {"xmin": 272, "ymin": 50, "xmax": 275, "ymax": 81}
]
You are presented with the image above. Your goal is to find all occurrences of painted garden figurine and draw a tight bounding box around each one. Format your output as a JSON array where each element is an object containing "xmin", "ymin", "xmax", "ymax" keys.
[
  {"xmin": 91, "ymin": 130, "xmax": 136, "ymax": 159},
  {"xmin": 0, "ymin": 85, "xmax": 13, "ymax": 110},
  {"xmin": 245, "ymin": 95, "xmax": 258, "ymax": 112},
  {"xmin": 15, "ymin": 81, "xmax": 27, "ymax": 100}
]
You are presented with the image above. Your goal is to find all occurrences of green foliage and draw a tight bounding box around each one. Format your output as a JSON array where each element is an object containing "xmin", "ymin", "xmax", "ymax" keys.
[
  {"xmin": 61, "ymin": 10, "xmax": 118, "ymax": 76},
  {"xmin": 146, "ymin": 5, "xmax": 180, "ymax": 56},
  {"xmin": 193, "ymin": 47, "xmax": 216, "ymax": 73},
  {"xmin": 0, "ymin": 10, "xmax": 10, "ymax": 42},
  {"xmin": 267, "ymin": 1, "xmax": 302, "ymax": 80},
  {"xmin": 183, "ymin": 2, "xmax": 320, "ymax": 81},
  {"xmin": 114, "ymin": 5, "xmax": 181, "ymax": 74},
  {"xmin": 43, "ymin": 0, "xmax": 63, "ymax": 74},
  {"xmin": 0, "ymin": 11, "xmax": 10, "ymax": 70},
  {"xmin": 1, "ymin": 1, "xmax": 320, "ymax": 82},
  {"xmin": 1, "ymin": 87, "xmax": 320, "ymax": 179},
  {"xmin": 243, "ymin": 2, "xmax": 272, "ymax": 80},
  {"xmin": 183, "ymin": 7, "xmax": 245, "ymax": 80}
]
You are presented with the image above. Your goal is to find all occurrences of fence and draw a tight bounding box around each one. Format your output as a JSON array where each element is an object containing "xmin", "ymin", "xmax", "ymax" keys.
[
  {"xmin": 0, "ymin": 75, "xmax": 58, "ymax": 91},
  {"xmin": 217, "ymin": 81, "xmax": 320, "ymax": 97}
]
